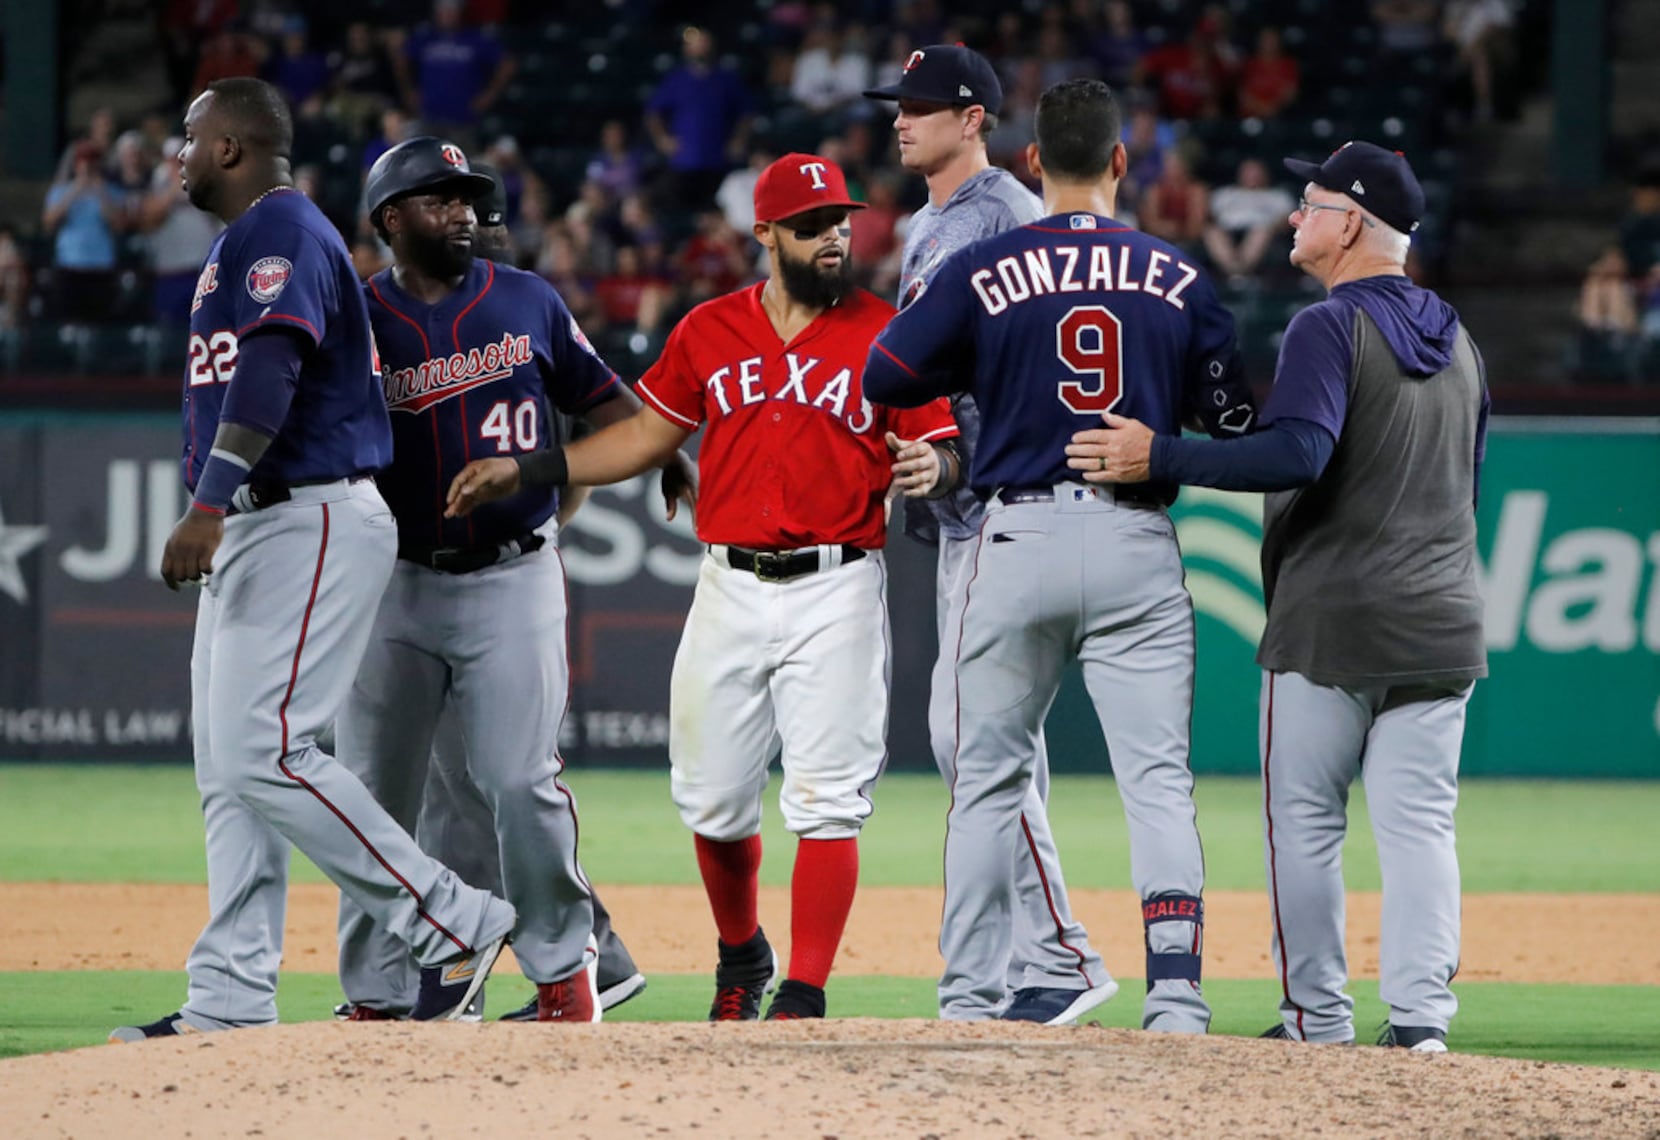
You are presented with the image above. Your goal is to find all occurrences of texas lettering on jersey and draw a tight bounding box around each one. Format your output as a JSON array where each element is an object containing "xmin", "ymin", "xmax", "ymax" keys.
[
  {"xmin": 699, "ymin": 352, "xmax": 875, "ymax": 434},
  {"xmin": 383, "ymin": 332, "xmax": 536, "ymax": 414}
]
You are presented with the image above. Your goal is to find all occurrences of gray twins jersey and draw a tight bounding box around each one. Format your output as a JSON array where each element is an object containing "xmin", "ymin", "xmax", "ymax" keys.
[{"xmin": 899, "ymin": 168, "xmax": 1044, "ymax": 545}]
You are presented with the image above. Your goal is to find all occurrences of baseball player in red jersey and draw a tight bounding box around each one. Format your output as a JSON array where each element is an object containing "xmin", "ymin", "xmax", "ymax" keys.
[{"xmin": 446, "ymin": 154, "xmax": 963, "ymax": 1020}]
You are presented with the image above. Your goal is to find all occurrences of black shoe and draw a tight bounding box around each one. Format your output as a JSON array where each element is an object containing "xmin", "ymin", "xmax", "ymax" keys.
[
  {"xmin": 1378, "ymin": 1022, "xmax": 1448, "ymax": 1053},
  {"xmin": 411, "ymin": 934, "xmax": 507, "ymax": 1022},
  {"xmin": 764, "ymin": 978, "xmax": 827, "ymax": 1020},
  {"xmin": 709, "ymin": 928, "xmax": 777, "ymax": 1022},
  {"xmin": 1259, "ymin": 1023, "xmax": 1292, "ymax": 1039},
  {"xmin": 109, "ymin": 1012, "xmax": 203, "ymax": 1043}
]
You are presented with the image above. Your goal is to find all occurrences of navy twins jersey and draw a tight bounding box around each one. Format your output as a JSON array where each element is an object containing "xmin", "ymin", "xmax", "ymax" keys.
[
  {"xmin": 182, "ymin": 189, "xmax": 391, "ymax": 489},
  {"xmin": 365, "ymin": 259, "xmax": 620, "ymax": 547},
  {"xmin": 866, "ymin": 213, "xmax": 1256, "ymax": 500}
]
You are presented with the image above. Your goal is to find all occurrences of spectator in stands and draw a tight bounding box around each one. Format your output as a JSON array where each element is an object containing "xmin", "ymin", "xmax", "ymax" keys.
[
  {"xmin": 193, "ymin": 19, "xmax": 266, "ymax": 94},
  {"xmin": 849, "ymin": 173, "xmax": 903, "ymax": 289},
  {"xmin": 351, "ymin": 236, "xmax": 388, "ymax": 281},
  {"xmin": 362, "ymin": 107, "xmax": 413, "ymax": 177},
  {"xmin": 0, "ymin": 225, "xmax": 29, "ymax": 330},
  {"xmin": 536, "ymin": 226, "xmax": 601, "ymax": 327},
  {"xmin": 56, "ymin": 107, "xmax": 118, "ymax": 182},
  {"xmin": 328, "ymin": 21, "xmax": 401, "ymax": 136},
  {"xmin": 1139, "ymin": 150, "xmax": 1209, "ymax": 252},
  {"xmin": 137, "ymin": 137, "xmax": 223, "ymax": 328},
  {"xmin": 646, "ymin": 25, "xmax": 754, "ymax": 208},
  {"xmin": 594, "ymin": 244, "xmax": 671, "ymax": 334},
  {"xmin": 1371, "ymin": 0, "xmax": 1442, "ymax": 55},
  {"xmin": 716, "ymin": 147, "xmax": 774, "ymax": 235},
  {"xmin": 111, "ymin": 131, "xmax": 157, "ymax": 228},
  {"xmin": 564, "ymin": 200, "xmax": 618, "ymax": 278},
  {"xmin": 1121, "ymin": 102, "xmax": 1176, "ymax": 212},
  {"xmin": 1639, "ymin": 264, "xmax": 1660, "ymax": 343},
  {"xmin": 586, "ymin": 120, "xmax": 648, "ymax": 200},
  {"xmin": 986, "ymin": 58, "xmax": 1042, "ymax": 172},
  {"xmin": 791, "ymin": 23, "xmax": 873, "ymax": 118},
  {"xmin": 161, "ymin": 0, "xmax": 238, "ymax": 105},
  {"xmin": 1619, "ymin": 166, "xmax": 1660, "ymax": 278},
  {"xmin": 1445, "ymin": 0, "xmax": 1514, "ymax": 122},
  {"xmin": 41, "ymin": 142, "xmax": 123, "ymax": 325},
  {"xmin": 1238, "ymin": 27, "xmax": 1299, "ymax": 120},
  {"xmin": 1202, "ymin": 157, "xmax": 1294, "ymax": 281},
  {"xmin": 1035, "ymin": 12, "xmax": 1096, "ymax": 89},
  {"xmin": 394, "ymin": 0, "xmax": 515, "ymax": 147},
  {"xmin": 1579, "ymin": 247, "xmax": 1639, "ymax": 339},
  {"xmin": 266, "ymin": 16, "xmax": 330, "ymax": 108},
  {"xmin": 1135, "ymin": 15, "xmax": 1238, "ymax": 120},
  {"xmin": 481, "ymin": 135, "xmax": 547, "ymax": 234},
  {"xmin": 1085, "ymin": 0, "xmax": 1146, "ymax": 89},
  {"xmin": 676, "ymin": 209, "xmax": 751, "ymax": 303}
]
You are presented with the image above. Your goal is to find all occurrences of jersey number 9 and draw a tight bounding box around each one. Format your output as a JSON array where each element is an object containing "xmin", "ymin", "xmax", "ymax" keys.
[
  {"xmin": 1055, "ymin": 305, "xmax": 1123, "ymax": 415},
  {"xmin": 481, "ymin": 398, "xmax": 540, "ymax": 452}
]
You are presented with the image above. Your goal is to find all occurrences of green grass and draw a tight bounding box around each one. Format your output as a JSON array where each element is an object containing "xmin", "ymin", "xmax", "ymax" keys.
[
  {"xmin": 2, "ymin": 766, "xmax": 1657, "ymax": 892},
  {"xmin": 4, "ymin": 972, "xmax": 1657, "ymax": 1069}
]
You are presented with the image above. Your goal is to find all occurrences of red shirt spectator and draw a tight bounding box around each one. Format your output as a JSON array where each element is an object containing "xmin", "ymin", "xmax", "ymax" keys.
[
  {"xmin": 1136, "ymin": 23, "xmax": 1237, "ymax": 119},
  {"xmin": 595, "ymin": 245, "xmax": 672, "ymax": 327},
  {"xmin": 677, "ymin": 211, "xmax": 750, "ymax": 299},
  {"xmin": 1238, "ymin": 27, "xmax": 1299, "ymax": 119},
  {"xmin": 193, "ymin": 27, "xmax": 265, "ymax": 95}
]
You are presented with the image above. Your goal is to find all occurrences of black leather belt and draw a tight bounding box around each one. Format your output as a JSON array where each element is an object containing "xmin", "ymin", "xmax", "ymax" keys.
[
  {"xmin": 226, "ymin": 476, "xmax": 369, "ymax": 516},
  {"xmin": 399, "ymin": 532, "xmax": 546, "ymax": 574},
  {"xmin": 719, "ymin": 544, "xmax": 866, "ymax": 583},
  {"xmin": 1001, "ymin": 483, "xmax": 1163, "ymax": 509}
]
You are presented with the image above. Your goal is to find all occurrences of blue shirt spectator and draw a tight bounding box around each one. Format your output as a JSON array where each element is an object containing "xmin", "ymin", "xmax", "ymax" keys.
[
  {"xmin": 43, "ymin": 147, "xmax": 120, "ymax": 270},
  {"xmin": 267, "ymin": 18, "xmax": 331, "ymax": 107},
  {"xmin": 398, "ymin": 0, "xmax": 513, "ymax": 129},
  {"xmin": 646, "ymin": 27, "xmax": 752, "ymax": 174}
]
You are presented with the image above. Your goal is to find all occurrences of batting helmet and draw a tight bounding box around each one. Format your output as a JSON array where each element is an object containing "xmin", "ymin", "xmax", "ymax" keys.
[{"xmin": 365, "ymin": 136, "xmax": 495, "ymax": 228}]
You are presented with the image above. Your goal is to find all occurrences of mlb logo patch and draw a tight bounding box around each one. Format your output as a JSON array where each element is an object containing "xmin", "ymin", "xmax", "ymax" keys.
[
  {"xmin": 246, "ymin": 256, "xmax": 293, "ymax": 303},
  {"xmin": 1070, "ymin": 215, "xmax": 1097, "ymax": 230},
  {"xmin": 1070, "ymin": 486, "xmax": 1093, "ymax": 503}
]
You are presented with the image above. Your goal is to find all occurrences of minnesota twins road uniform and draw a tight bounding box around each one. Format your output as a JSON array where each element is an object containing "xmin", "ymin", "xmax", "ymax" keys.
[
  {"xmin": 634, "ymin": 283, "xmax": 957, "ymax": 850},
  {"xmin": 899, "ymin": 166, "xmax": 1110, "ymax": 1007},
  {"xmin": 174, "ymin": 188, "xmax": 515, "ymax": 1030},
  {"xmin": 867, "ymin": 210, "xmax": 1256, "ymax": 1030},
  {"xmin": 334, "ymin": 257, "xmax": 609, "ymax": 1011}
]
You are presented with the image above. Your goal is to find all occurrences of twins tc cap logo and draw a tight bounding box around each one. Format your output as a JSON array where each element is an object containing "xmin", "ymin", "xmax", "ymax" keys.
[
  {"xmin": 904, "ymin": 49, "xmax": 925, "ymax": 71},
  {"xmin": 440, "ymin": 144, "xmax": 467, "ymax": 168},
  {"xmin": 246, "ymin": 256, "xmax": 292, "ymax": 303}
]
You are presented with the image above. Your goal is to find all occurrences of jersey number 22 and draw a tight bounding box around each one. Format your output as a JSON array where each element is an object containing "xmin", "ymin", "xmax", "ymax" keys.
[{"xmin": 1055, "ymin": 305, "xmax": 1123, "ymax": 415}]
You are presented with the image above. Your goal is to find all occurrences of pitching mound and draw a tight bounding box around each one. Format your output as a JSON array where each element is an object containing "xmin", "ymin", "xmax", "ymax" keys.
[{"xmin": 4, "ymin": 1020, "xmax": 1657, "ymax": 1139}]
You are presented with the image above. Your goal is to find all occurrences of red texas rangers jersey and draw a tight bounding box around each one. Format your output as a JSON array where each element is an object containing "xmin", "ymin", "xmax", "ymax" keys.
[{"xmin": 635, "ymin": 283, "xmax": 957, "ymax": 549}]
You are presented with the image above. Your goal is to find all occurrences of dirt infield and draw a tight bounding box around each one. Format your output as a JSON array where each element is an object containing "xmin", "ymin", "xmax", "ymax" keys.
[
  {"xmin": 6, "ymin": 882, "xmax": 1660, "ymax": 984},
  {"xmin": 5, "ymin": 1020, "xmax": 1658, "ymax": 1138}
]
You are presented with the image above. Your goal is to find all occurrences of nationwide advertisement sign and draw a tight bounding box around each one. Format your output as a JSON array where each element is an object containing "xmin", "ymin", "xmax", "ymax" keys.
[{"xmin": 0, "ymin": 415, "xmax": 1655, "ymax": 776}]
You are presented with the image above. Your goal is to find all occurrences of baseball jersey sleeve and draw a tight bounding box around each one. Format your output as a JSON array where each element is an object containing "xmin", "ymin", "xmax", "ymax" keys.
[
  {"xmin": 540, "ymin": 282, "xmax": 620, "ymax": 414},
  {"xmin": 888, "ymin": 397, "xmax": 959, "ymax": 444},
  {"xmin": 1180, "ymin": 271, "xmax": 1257, "ymax": 438},
  {"xmin": 634, "ymin": 318, "xmax": 705, "ymax": 429},
  {"xmin": 225, "ymin": 220, "xmax": 335, "ymax": 347},
  {"xmin": 865, "ymin": 255, "xmax": 975, "ymax": 407},
  {"xmin": 1259, "ymin": 301, "xmax": 1354, "ymax": 439}
]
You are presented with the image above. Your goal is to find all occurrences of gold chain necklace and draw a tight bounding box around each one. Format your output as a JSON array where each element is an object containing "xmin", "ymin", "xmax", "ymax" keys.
[{"xmin": 248, "ymin": 184, "xmax": 295, "ymax": 209}]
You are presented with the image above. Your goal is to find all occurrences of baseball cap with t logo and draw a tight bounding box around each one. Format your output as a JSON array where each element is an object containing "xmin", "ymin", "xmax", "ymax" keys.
[{"xmin": 752, "ymin": 153, "xmax": 867, "ymax": 224}]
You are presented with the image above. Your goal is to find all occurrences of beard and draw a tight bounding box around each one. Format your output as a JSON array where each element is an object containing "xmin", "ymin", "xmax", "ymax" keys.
[
  {"xmin": 403, "ymin": 226, "xmax": 475, "ymax": 279},
  {"xmin": 777, "ymin": 242, "xmax": 854, "ymax": 309}
]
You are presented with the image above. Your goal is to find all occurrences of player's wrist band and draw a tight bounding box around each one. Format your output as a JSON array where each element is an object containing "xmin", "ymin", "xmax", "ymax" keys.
[
  {"xmin": 191, "ymin": 449, "xmax": 252, "ymax": 514},
  {"xmin": 924, "ymin": 442, "xmax": 960, "ymax": 500},
  {"xmin": 514, "ymin": 444, "xmax": 569, "ymax": 488}
]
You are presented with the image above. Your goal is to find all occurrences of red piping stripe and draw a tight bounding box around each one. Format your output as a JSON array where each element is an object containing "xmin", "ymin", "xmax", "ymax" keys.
[
  {"xmin": 1018, "ymin": 812, "xmax": 1092, "ymax": 985},
  {"xmin": 367, "ymin": 278, "xmax": 431, "ymax": 357},
  {"xmin": 939, "ymin": 525, "xmax": 988, "ymax": 962},
  {"xmin": 873, "ymin": 341, "xmax": 918, "ymax": 377},
  {"xmin": 273, "ymin": 503, "xmax": 467, "ymax": 953}
]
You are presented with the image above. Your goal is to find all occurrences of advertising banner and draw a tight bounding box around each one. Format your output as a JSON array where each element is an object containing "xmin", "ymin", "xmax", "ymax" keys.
[{"xmin": 1, "ymin": 416, "xmax": 1655, "ymax": 775}]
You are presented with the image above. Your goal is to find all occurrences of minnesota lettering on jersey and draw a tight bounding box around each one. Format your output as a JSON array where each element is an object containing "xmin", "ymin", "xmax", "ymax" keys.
[
  {"xmin": 703, "ymin": 352, "xmax": 875, "ymax": 434},
  {"xmin": 383, "ymin": 332, "xmax": 534, "ymax": 414},
  {"xmin": 970, "ymin": 243, "xmax": 1200, "ymax": 316}
]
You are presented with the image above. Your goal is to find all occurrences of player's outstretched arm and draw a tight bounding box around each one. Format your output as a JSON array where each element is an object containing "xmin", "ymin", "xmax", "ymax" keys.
[
  {"xmin": 886, "ymin": 433, "xmax": 961, "ymax": 499},
  {"xmin": 445, "ymin": 405, "xmax": 691, "ymax": 518},
  {"xmin": 580, "ymin": 385, "xmax": 698, "ymax": 521}
]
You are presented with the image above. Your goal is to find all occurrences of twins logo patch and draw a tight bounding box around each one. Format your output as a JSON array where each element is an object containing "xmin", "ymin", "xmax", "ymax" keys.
[
  {"xmin": 569, "ymin": 315, "xmax": 598, "ymax": 357},
  {"xmin": 246, "ymin": 256, "xmax": 293, "ymax": 304}
]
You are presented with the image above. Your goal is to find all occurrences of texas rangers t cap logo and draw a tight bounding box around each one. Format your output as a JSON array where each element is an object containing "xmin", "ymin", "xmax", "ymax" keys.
[
  {"xmin": 440, "ymin": 144, "xmax": 467, "ymax": 169},
  {"xmin": 799, "ymin": 161, "xmax": 828, "ymax": 190}
]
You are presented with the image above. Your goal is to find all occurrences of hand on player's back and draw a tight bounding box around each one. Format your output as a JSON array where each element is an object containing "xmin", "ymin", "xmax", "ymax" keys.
[
  {"xmin": 160, "ymin": 507, "xmax": 225, "ymax": 590},
  {"xmin": 885, "ymin": 431, "xmax": 943, "ymax": 498},
  {"xmin": 1066, "ymin": 412, "xmax": 1156, "ymax": 483},
  {"xmin": 445, "ymin": 457, "xmax": 522, "ymax": 518}
]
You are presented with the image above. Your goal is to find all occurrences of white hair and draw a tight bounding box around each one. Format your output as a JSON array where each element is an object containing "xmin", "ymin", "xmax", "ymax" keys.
[{"xmin": 1337, "ymin": 192, "xmax": 1413, "ymax": 263}]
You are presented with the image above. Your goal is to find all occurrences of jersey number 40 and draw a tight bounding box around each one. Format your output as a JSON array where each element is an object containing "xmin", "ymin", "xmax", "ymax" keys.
[{"xmin": 1055, "ymin": 305, "xmax": 1123, "ymax": 415}]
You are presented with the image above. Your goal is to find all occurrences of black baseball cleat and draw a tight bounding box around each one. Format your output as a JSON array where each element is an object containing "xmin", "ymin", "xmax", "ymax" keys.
[
  {"xmin": 709, "ymin": 929, "xmax": 778, "ymax": 1021},
  {"xmin": 764, "ymin": 978, "xmax": 827, "ymax": 1021},
  {"xmin": 411, "ymin": 933, "xmax": 507, "ymax": 1021},
  {"xmin": 109, "ymin": 1012, "xmax": 204, "ymax": 1043},
  {"xmin": 1260, "ymin": 1023, "xmax": 1293, "ymax": 1039},
  {"xmin": 1378, "ymin": 1022, "xmax": 1449, "ymax": 1053}
]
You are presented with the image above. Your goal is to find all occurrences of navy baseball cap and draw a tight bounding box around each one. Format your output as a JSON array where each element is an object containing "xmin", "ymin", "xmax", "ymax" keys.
[
  {"xmin": 1284, "ymin": 141, "xmax": 1425, "ymax": 235},
  {"xmin": 469, "ymin": 160, "xmax": 508, "ymax": 227},
  {"xmin": 863, "ymin": 44, "xmax": 1003, "ymax": 116}
]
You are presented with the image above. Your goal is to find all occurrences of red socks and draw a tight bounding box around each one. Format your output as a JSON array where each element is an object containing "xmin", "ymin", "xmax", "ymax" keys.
[
  {"xmin": 694, "ymin": 833, "xmax": 762, "ymax": 946},
  {"xmin": 788, "ymin": 837, "xmax": 859, "ymax": 988}
]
